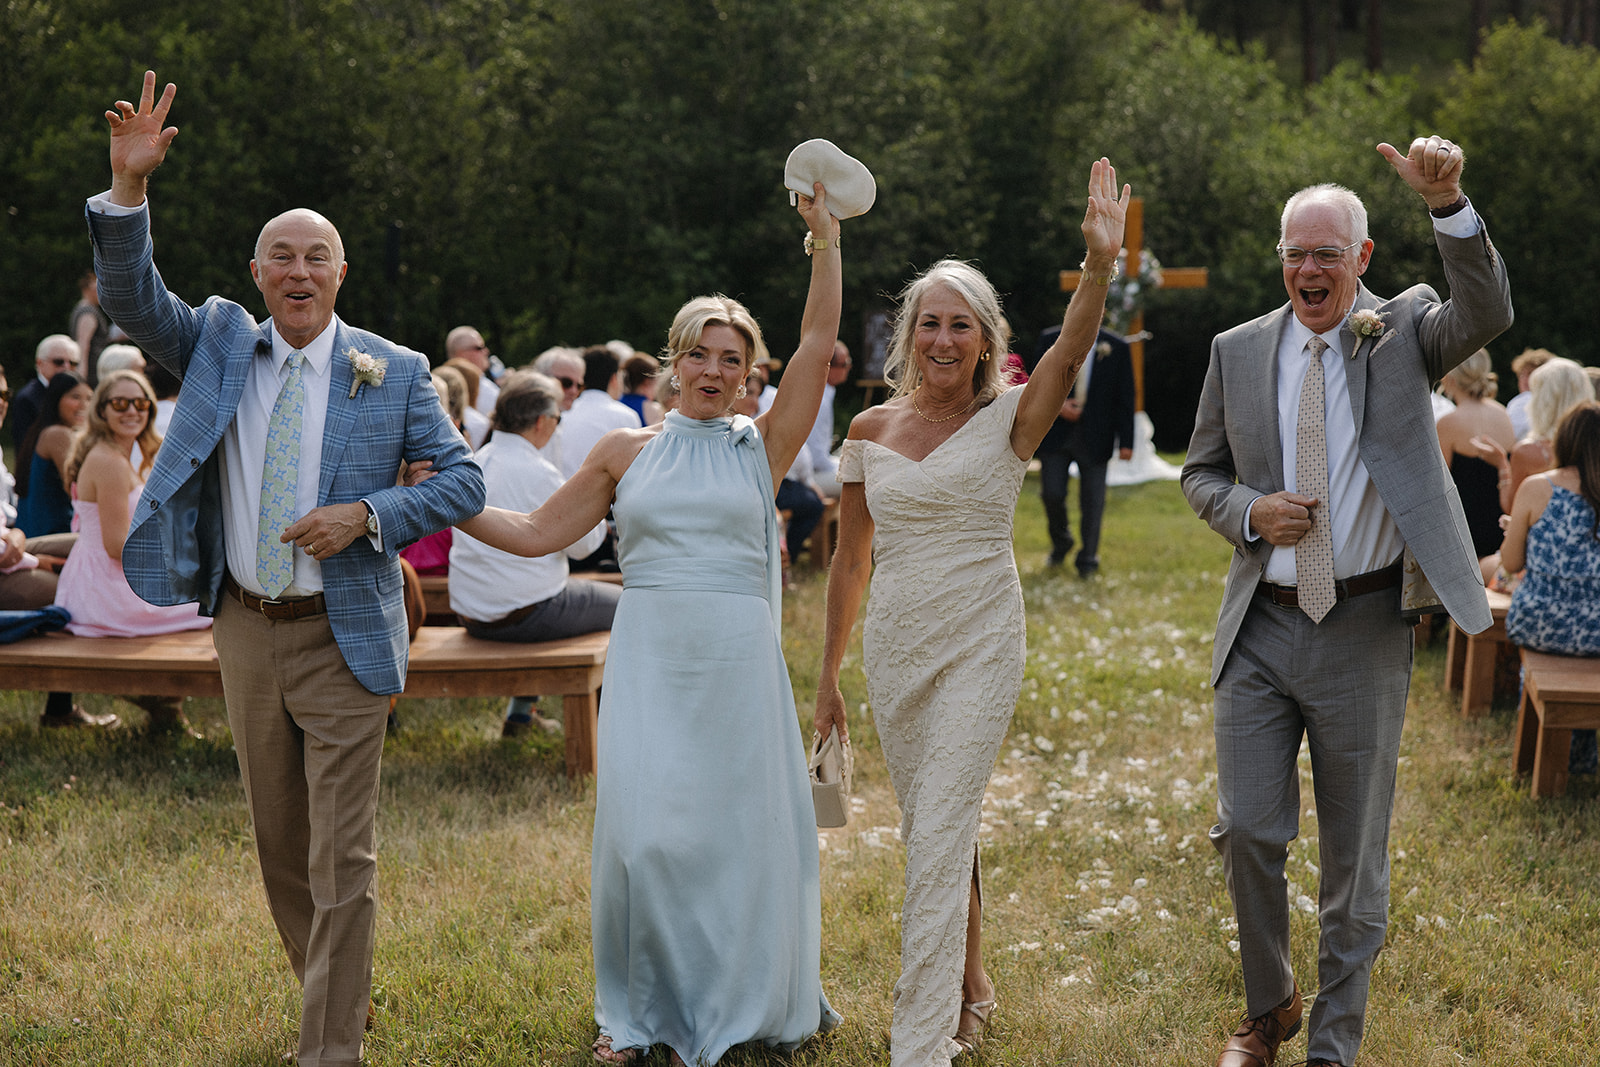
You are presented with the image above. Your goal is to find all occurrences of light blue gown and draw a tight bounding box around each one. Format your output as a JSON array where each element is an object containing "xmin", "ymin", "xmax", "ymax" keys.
[{"xmin": 592, "ymin": 411, "xmax": 840, "ymax": 1065}]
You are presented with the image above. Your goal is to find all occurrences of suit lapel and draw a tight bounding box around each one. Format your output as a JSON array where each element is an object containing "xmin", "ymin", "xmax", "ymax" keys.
[
  {"xmin": 1342, "ymin": 288, "xmax": 1382, "ymax": 442},
  {"xmin": 217, "ymin": 326, "xmax": 269, "ymax": 436},
  {"xmin": 319, "ymin": 320, "xmax": 358, "ymax": 505},
  {"xmin": 1251, "ymin": 309, "xmax": 1290, "ymax": 493}
]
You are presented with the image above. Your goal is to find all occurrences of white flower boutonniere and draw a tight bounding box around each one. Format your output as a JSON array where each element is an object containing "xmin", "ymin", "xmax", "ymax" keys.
[
  {"xmin": 346, "ymin": 347, "xmax": 388, "ymax": 399},
  {"xmin": 1347, "ymin": 308, "xmax": 1387, "ymax": 339}
]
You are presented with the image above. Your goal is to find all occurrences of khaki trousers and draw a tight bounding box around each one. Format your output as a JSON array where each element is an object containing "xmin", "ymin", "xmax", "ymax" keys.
[{"xmin": 214, "ymin": 594, "xmax": 389, "ymax": 1067}]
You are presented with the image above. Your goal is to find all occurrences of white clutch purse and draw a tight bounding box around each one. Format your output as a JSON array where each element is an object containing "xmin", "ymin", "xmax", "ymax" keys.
[
  {"xmin": 809, "ymin": 729, "xmax": 854, "ymax": 828},
  {"xmin": 783, "ymin": 139, "xmax": 877, "ymax": 220}
]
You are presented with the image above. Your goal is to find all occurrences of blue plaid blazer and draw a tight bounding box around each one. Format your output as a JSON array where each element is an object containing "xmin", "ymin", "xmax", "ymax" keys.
[{"xmin": 87, "ymin": 204, "xmax": 485, "ymax": 694}]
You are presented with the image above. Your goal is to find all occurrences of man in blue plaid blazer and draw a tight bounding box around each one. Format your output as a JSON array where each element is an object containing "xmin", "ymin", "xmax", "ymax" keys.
[{"xmin": 88, "ymin": 72, "xmax": 484, "ymax": 1067}]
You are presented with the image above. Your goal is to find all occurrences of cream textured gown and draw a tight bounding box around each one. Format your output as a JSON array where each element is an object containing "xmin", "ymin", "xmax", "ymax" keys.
[{"xmin": 837, "ymin": 385, "xmax": 1028, "ymax": 1067}]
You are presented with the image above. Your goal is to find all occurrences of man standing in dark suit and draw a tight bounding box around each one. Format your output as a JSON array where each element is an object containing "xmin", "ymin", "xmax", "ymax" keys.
[
  {"xmin": 1032, "ymin": 325, "xmax": 1136, "ymax": 577},
  {"xmin": 1182, "ymin": 135, "xmax": 1512, "ymax": 1067},
  {"xmin": 88, "ymin": 72, "xmax": 485, "ymax": 1067}
]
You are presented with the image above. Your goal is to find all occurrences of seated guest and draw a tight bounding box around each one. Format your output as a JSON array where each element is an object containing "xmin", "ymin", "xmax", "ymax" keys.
[
  {"xmin": 10, "ymin": 334, "xmax": 81, "ymax": 451},
  {"xmin": 444, "ymin": 356, "xmax": 491, "ymax": 448},
  {"xmin": 400, "ymin": 375, "xmax": 465, "ymax": 578},
  {"xmin": 560, "ymin": 344, "xmax": 642, "ymax": 479},
  {"xmin": 1434, "ymin": 350, "xmax": 1516, "ymax": 577},
  {"xmin": 1, "ymin": 364, "xmax": 107, "ymax": 729},
  {"xmin": 54, "ymin": 370, "xmax": 209, "ymax": 732},
  {"xmin": 95, "ymin": 342, "xmax": 146, "ymax": 381},
  {"xmin": 620, "ymin": 351, "xmax": 666, "ymax": 426},
  {"xmin": 1501, "ymin": 401, "xmax": 1600, "ymax": 771},
  {"xmin": 449, "ymin": 372, "xmax": 621, "ymax": 735},
  {"xmin": 1506, "ymin": 347, "xmax": 1557, "ymax": 441},
  {"xmin": 1473, "ymin": 358, "xmax": 1595, "ymax": 583},
  {"xmin": 15, "ymin": 371, "xmax": 91, "ymax": 537}
]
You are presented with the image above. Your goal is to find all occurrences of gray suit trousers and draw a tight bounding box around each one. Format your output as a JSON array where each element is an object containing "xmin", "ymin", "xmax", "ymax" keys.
[{"xmin": 1211, "ymin": 584, "xmax": 1412, "ymax": 1065}]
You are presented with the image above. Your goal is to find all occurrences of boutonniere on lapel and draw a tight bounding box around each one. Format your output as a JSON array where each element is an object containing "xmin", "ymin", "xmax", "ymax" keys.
[
  {"xmin": 1346, "ymin": 308, "xmax": 1387, "ymax": 339},
  {"xmin": 345, "ymin": 347, "xmax": 388, "ymax": 399}
]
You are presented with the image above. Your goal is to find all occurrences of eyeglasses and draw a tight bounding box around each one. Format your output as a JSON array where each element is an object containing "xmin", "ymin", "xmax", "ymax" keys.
[
  {"xmin": 556, "ymin": 377, "xmax": 581, "ymax": 391},
  {"xmin": 0, "ymin": 388, "xmax": 11, "ymax": 402},
  {"xmin": 540, "ymin": 412, "xmax": 562, "ymax": 424},
  {"xmin": 1276, "ymin": 240, "xmax": 1362, "ymax": 268},
  {"xmin": 45, "ymin": 357, "xmax": 78, "ymax": 369},
  {"xmin": 103, "ymin": 396, "xmax": 153, "ymax": 413}
]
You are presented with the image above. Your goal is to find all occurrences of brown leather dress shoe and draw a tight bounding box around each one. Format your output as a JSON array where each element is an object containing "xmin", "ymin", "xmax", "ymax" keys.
[{"xmin": 1217, "ymin": 985, "xmax": 1302, "ymax": 1067}]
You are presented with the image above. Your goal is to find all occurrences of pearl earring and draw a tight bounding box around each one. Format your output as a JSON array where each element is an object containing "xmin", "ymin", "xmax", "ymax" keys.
[
  {"xmin": 736, "ymin": 384, "xmax": 747, "ymax": 399},
  {"xmin": 670, "ymin": 374, "xmax": 680, "ymax": 390}
]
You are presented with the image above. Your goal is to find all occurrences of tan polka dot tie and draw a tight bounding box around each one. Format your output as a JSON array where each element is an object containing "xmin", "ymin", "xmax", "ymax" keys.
[{"xmin": 1296, "ymin": 337, "xmax": 1336, "ymax": 622}]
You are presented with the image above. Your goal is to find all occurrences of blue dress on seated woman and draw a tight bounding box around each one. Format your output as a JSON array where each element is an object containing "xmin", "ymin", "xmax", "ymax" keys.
[
  {"xmin": 1507, "ymin": 486, "xmax": 1600, "ymax": 770},
  {"xmin": 16, "ymin": 453, "xmax": 73, "ymax": 538}
]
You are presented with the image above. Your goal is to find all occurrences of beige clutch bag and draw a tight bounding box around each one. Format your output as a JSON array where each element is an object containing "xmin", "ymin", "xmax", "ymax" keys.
[{"xmin": 809, "ymin": 729, "xmax": 854, "ymax": 828}]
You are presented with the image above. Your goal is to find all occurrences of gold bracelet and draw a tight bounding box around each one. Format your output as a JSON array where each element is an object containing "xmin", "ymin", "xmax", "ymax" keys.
[
  {"xmin": 804, "ymin": 232, "xmax": 838, "ymax": 256},
  {"xmin": 1079, "ymin": 256, "xmax": 1119, "ymax": 286}
]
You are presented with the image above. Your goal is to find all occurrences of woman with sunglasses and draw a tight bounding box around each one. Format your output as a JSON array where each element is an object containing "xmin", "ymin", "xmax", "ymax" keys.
[{"xmin": 54, "ymin": 370, "xmax": 209, "ymax": 731}]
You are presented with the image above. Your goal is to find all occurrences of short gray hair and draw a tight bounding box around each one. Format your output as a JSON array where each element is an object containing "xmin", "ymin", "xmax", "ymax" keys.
[
  {"xmin": 1281, "ymin": 183, "xmax": 1369, "ymax": 246},
  {"xmin": 492, "ymin": 370, "xmax": 563, "ymax": 435}
]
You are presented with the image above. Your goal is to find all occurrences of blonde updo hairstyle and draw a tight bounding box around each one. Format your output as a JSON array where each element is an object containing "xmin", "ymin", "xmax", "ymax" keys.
[
  {"xmin": 885, "ymin": 259, "xmax": 1012, "ymax": 405},
  {"xmin": 66, "ymin": 369, "xmax": 160, "ymax": 485},
  {"xmin": 1442, "ymin": 349, "xmax": 1498, "ymax": 400},
  {"xmin": 661, "ymin": 294, "xmax": 770, "ymax": 381}
]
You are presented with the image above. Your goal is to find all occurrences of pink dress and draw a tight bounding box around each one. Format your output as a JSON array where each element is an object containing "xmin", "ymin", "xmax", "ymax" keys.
[{"xmin": 55, "ymin": 486, "xmax": 211, "ymax": 637}]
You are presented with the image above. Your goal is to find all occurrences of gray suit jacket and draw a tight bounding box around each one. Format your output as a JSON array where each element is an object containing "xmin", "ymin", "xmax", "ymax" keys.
[
  {"xmin": 1182, "ymin": 224, "xmax": 1513, "ymax": 684},
  {"xmin": 87, "ymin": 204, "xmax": 486, "ymax": 695}
]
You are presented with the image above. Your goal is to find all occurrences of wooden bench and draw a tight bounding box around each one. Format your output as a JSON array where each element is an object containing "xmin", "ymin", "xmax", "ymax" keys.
[
  {"xmin": 0, "ymin": 626, "xmax": 609, "ymax": 779},
  {"xmin": 1445, "ymin": 588, "xmax": 1513, "ymax": 717},
  {"xmin": 1512, "ymin": 648, "xmax": 1600, "ymax": 798},
  {"xmin": 416, "ymin": 571, "xmax": 623, "ymax": 626}
]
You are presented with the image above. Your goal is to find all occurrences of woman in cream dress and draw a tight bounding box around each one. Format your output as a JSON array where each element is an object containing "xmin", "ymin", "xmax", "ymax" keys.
[{"xmin": 814, "ymin": 159, "xmax": 1127, "ymax": 1066}]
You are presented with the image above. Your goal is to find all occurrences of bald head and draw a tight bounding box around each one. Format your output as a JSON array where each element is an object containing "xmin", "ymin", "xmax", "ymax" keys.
[{"xmin": 255, "ymin": 208, "xmax": 344, "ymax": 267}]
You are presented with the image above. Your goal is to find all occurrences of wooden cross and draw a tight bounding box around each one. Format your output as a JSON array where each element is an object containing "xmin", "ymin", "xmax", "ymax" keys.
[{"xmin": 1059, "ymin": 197, "xmax": 1208, "ymax": 411}]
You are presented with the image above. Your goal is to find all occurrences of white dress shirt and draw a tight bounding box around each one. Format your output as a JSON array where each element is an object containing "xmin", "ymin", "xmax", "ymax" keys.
[
  {"xmin": 448, "ymin": 433, "xmax": 604, "ymax": 620},
  {"xmin": 560, "ymin": 390, "xmax": 641, "ymax": 479},
  {"xmin": 804, "ymin": 382, "xmax": 838, "ymax": 481}
]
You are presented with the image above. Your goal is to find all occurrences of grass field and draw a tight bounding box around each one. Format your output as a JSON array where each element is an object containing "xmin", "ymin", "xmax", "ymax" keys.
[{"xmin": 3, "ymin": 469, "xmax": 1598, "ymax": 1066}]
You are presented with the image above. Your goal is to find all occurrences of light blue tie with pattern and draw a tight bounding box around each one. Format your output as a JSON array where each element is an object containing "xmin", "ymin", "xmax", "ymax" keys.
[{"xmin": 256, "ymin": 350, "xmax": 304, "ymax": 597}]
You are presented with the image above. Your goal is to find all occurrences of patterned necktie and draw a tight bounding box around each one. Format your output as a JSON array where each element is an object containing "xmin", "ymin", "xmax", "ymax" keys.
[
  {"xmin": 256, "ymin": 350, "xmax": 304, "ymax": 598},
  {"xmin": 1295, "ymin": 337, "xmax": 1336, "ymax": 622}
]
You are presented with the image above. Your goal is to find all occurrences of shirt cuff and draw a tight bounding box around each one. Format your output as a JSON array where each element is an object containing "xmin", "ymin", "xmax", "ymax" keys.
[
  {"xmin": 1430, "ymin": 195, "xmax": 1481, "ymax": 239},
  {"xmin": 87, "ymin": 190, "xmax": 143, "ymax": 216},
  {"xmin": 1242, "ymin": 496, "xmax": 1262, "ymax": 544},
  {"xmin": 360, "ymin": 499, "xmax": 382, "ymax": 550}
]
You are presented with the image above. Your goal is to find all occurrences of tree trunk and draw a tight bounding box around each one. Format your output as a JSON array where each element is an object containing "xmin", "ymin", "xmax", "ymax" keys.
[{"xmin": 1470, "ymin": 0, "xmax": 1489, "ymax": 58}]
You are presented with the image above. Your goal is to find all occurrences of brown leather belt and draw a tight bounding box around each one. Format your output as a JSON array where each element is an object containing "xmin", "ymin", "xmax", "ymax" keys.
[
  {"xmin": 462, "ymin": 602, "xmax": 539, "ymax": 630},
  {"xmin": 1256, "ymin": 561, "xmax": 1403, "ymax": 609},
  {"xmin": 223, "ymin": 574, "xmax": 328, "ymax": 621}
]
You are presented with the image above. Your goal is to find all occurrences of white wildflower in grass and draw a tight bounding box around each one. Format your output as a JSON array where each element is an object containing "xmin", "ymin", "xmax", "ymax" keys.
[
  {"xmin": 1034, "ymin": 736, "xmax": 1055, "ymax": 754},
  {"xmin": 1156, "ymin": 909, "xmax": 1174, "ymax": 921},
  {"xmin": 1295, "ymin": 895, "xmax": 1316, "ymax": 915},
  {"xmin": 1133, "ymin": 877, "xmax": 1148, "ymax": 890},
  {"xmin": 1228, "ymin": 940, "xmax": 1241, "ymax": 953},
  {"xmin": 1006, "ymin": 941, "xmax": 1043, "ymax": 954}
]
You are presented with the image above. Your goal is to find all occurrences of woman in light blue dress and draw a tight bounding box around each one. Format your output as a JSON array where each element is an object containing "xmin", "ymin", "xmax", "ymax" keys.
[{"xmin": 458, "ymin": 185, "xmax": 842, "ymax": 1066}]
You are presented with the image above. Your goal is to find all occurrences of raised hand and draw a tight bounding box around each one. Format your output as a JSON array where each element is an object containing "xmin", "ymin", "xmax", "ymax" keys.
[
  {"xmin": 1377, "ymin": 135, "xmax": 1465, "ymax": 210},
  {"xmin": 796, "ymin": 181, "xmax": 839, "ymax": 244},
  {"xmin": 1081, "ymin": 157, "xmax": 1130, "ymax": 263},
  {"xmin": 106, "ymin": 70, "xmax": 179, "ymax": 205}
]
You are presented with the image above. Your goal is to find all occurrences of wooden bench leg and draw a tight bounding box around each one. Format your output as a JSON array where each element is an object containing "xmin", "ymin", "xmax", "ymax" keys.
[
  {"xmin": 1445, "ymin": 620, "xmax": 1466, "ymax": 692},
  {"xmin": 1460, "ymin": 632, "xmax": 1497, "ymax": 718},
  {"xmin": 1513, "ymin": 684, "xmax": 1538, "ymax": 776},
  {"xmin": 563, "ymin": 689, "xmax": 599, "ymax": 779},
  {"xmin": 1532, "ymin": 724, "xmax": 1573, "ymax": 799}
]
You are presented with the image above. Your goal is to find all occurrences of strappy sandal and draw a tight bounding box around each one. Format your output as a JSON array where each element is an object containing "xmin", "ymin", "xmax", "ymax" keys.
[
  {"xmin": 591, "ymin": 1034, "xmax": 643, "ymax": 1065},
  {"xmin": 953, "ymin": 997, "xmax": 996, "ymax": 1056}
]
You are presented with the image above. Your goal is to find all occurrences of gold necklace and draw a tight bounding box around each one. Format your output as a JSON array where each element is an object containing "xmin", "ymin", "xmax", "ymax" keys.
[{"xmin": 911, "ymin": 388, "xmax": 976, "ymax": 424}]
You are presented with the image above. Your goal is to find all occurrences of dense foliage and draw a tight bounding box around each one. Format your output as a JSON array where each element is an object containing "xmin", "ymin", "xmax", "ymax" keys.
[{"xmin": 1, "ymin": 2, "xmax": 1594, "ymax": 447}]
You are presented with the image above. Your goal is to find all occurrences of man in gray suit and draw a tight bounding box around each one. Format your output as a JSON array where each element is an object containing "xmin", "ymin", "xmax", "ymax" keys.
[
  {"xmin": 90, "ymin": 72, "xmax": 484, "ymax": 1067},
  {"xmin": 1182, "ymin": 136, "xmax": 1512, "ymax": 1067}
]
